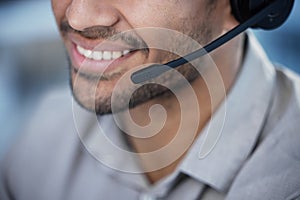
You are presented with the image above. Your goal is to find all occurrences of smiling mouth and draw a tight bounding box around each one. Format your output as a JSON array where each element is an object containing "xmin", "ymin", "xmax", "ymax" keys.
[
  {"xmin": 76, "ymin": 44, "xmax": 131, "ymax": 61},
  {"xmin": 70, "ymin": 41, "xmax": 143, "ymax": 76}
]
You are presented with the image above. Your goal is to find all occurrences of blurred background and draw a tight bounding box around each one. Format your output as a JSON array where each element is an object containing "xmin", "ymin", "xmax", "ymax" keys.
[{"xmin": 0, "ymin": 0, "xmax": 299, "ymax": 160}]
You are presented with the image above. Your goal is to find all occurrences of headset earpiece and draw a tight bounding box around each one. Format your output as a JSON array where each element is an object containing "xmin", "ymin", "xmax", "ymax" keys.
[{"xmin": 230, "ymin": 0, "xmax": 294, "ymax": 30}]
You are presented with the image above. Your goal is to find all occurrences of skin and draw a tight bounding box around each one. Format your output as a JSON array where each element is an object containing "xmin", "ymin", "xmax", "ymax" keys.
[{"xmin": 51, "ymin": 0, "xmax": 244, "ymax": 183}]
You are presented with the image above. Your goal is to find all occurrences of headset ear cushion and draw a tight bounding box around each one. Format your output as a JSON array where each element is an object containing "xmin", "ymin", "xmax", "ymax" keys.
[
  {"xmin": 230, "ymin": 0, "xmax": 266, "ymax": 24},
  {"xmin": 256, "ymin": 0, "xmax": 294, "ymax": 30},
  {"xmin": 230, "ymin": 0, "xmax": 250, "ymax": 23},
  {"xmin": 230, "ymin": 0, "xmax": 294, "ymax": 30}
]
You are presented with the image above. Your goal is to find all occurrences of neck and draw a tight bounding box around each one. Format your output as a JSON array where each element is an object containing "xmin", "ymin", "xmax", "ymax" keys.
[{"xmin": 123, "ymin": 33, "xmax": 245, "ymax": 184}]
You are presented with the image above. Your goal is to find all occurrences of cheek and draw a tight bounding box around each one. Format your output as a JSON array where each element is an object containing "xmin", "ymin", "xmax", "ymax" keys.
[
  {"xmin": 123, "ymin": 2, "xmax": 184, "ymax": 30},
  {"xmin": 51, "ymin": 0, "xmax": 70, "ymax": 23},
  {"xmin": 130, "ymin": 4, "xmax": 209, "ymax": 41}
]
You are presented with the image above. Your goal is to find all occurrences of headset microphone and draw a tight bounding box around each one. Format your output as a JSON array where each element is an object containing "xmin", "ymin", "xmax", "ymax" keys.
[{"xmin": 131, "ymin": 0, "xmax": 294, "ymax": 84}]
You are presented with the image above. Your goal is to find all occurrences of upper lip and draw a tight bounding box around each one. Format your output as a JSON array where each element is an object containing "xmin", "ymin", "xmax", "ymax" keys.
[{"xmin": 68, "ymin": 33, "xmax": 135, "ymax": 52}]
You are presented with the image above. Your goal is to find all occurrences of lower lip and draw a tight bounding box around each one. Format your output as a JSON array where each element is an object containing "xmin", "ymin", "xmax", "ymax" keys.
[{"xmin": 70, "ymin": 43, "xmax": 135, "ymax": 74}]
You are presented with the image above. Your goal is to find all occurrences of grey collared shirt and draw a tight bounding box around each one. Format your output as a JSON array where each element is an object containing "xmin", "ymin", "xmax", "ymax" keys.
[{"xmin": 1, "ymin": 32, "xmax": 300, "ymax": 200}]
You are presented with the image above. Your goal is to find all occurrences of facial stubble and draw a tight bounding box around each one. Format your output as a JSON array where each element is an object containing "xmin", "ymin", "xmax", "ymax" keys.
[{"xmin": 67, "ymin": 16, "xmax": 215, "ymax": 115}]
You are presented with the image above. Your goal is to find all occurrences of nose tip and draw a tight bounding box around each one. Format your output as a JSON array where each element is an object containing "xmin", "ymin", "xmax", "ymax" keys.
[
  {"xmin": 66, "ymin": 6, "xmax": 84, "ymax": 31},
  {"xmin": 66, "ymin": 1, "xmax": 120, "ymax": 31}
]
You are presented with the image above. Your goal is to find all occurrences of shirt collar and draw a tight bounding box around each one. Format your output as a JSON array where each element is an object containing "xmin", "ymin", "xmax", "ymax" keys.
[{"xmin": 179, "ymin": 31, "xmax": 276, "ymax": 192}]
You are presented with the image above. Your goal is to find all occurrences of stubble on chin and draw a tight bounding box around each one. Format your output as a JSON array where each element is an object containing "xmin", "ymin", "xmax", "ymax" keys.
[{"xmin": 70, "ymin": 58, "xmax": 203, "ymax": 115}]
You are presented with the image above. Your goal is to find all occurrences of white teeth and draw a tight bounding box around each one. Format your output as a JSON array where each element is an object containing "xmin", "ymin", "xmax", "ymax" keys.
[
  {"xmin": 123, "ymin": 50, "xmax": 130, "ymax": 55},
  {"xmin": 112, "ymin": 51, "xmax": 122, "ymax": 59},
  {"xmin": 84, "ymin": 49, "xmax": 92, "ymax": 59},
  {"xmin": 77, "ymin": 45, "xmax": 85, "ymax": 55},
  {"xmin": 92, "ymin": 51, "xmax": 102, "ymax": 60},
  {"xmin": 103, "ymin": 51, "xmax": 112, "ymax": 60},
  {"xmin": 76, "ymin": 45, "xmax": 131, "ymax": 61}
]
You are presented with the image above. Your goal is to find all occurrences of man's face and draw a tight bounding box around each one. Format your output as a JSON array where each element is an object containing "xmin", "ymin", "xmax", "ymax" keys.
[{"xmin": 51, "ymin": 0, "xmax": 226, "ymax": 114}]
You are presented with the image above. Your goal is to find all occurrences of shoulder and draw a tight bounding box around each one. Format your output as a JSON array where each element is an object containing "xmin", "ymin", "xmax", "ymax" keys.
[
  {"xmin": 275, "ymin": 66, "xmax": 300, "ymax": 100},
  {"xmin": 265, "ymin": 66, "xmax": 300, "ymax": 139},
  {"xmin": 227, "ymin": 67, "xmax": 300, "ymax": 200},
  {"xmin": 0, "ymin": 87, "xmax": 90, "ymax": 199}
]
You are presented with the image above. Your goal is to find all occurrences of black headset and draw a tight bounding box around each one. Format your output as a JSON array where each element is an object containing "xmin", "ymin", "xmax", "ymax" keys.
[
  {"xmin": 131, "ymin": 0, "xmax": 295, "ymax": 84},
  {"xmin": 231, "ymin": 0, "xmax": 294, "ymax": 29}
]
